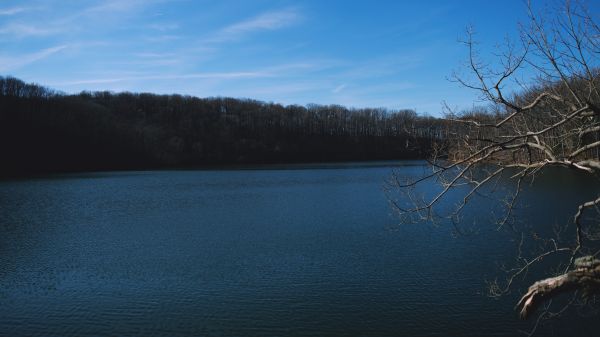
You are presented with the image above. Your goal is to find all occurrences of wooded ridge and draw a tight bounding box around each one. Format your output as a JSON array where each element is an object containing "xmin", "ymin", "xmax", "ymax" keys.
[{"xmin": 0, "ymin": 76, "xmax": 445, "ymax": 176}]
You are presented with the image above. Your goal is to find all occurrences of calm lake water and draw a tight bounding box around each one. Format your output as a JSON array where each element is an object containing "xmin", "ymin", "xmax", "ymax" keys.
[{"xmin": 0, "ymin": 161, "xmax": 598, "ymax": 336}]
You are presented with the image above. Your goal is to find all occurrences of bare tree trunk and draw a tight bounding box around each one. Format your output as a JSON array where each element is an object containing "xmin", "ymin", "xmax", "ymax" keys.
[{"xmin": 516, "ymin": 259, "xmax": 600, "ymax": 319}]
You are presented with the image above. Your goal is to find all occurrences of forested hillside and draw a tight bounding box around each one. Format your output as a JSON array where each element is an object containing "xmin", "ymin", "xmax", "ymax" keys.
[{"xmin": 0, "ymin": 76, "xmax": 445, "ymax": 175}]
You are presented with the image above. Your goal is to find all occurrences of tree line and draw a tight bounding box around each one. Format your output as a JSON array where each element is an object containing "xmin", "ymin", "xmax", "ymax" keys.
[{"xmin": 0, "ymin": 76, "xmax": 445, "ymax": 176}]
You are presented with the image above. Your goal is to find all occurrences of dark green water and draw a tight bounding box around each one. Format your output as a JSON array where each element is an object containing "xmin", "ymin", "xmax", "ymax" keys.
[{"xmin": 0, "ymin": 161, "xmax": 597, "ymax": 336}]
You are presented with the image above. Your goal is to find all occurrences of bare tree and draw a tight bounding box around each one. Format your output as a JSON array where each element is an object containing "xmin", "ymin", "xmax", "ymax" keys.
[{"xmin": 387, "ymin": 0, "xmax": 600, "ymax": 330}]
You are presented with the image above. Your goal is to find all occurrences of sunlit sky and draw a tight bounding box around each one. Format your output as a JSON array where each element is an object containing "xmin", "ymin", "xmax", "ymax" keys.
[{"xmin": 0, "ymin": 0, "xmax": 578, "ymax": 115}]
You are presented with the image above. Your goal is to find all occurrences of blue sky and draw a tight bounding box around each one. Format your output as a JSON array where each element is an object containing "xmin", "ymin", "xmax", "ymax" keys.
[{"xmin": 0, "ymin": 0, "xmax": 567, "ymax": 115}]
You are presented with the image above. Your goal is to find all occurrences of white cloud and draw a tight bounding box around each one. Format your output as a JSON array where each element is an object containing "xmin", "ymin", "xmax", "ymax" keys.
[
  {"xmin": 50, "ymin": 71, "xmax": 274, "ymax": 86},
  {"xmin": 0, "ymin": 6, "xmax": 30, "ymax": 15},
  {"xmin": 0, "ymin": 0, "xmax": 169, "ymax": 39},
  {"xmin": 144, "ymin": 34, "xmax": 183, "ymax": 42},
  {"xmin": 0, "ymin": 23, "xmax": 61, "ymax": 38},
  {"xmin": 83, "ymin": 0, "xmax": 150, "ymax": 15},
  {"xmin": 332, "ymin": 84, "xmax": 347, "ymax": 93},
  {"xmin": 50, "ymin": 60, "xmax": 327, "ymax": 87},
  {"xmin": 233, "ymin": 81, "xmax": 329, "ymax": 96},
  {"xmin": 134, "ymin": 52, "xmax": 178, "ymax": 58},
  {"xmin": 0, "ymin": 45, "xmax": 67, "ymax": 72},
  {"xmin": 207, "ymin": 8, "xmax": 301, "ymax": 43},
  {"xmin": 78, "ymin": 0, "xmax": 182, "ymax": 18},
  {"xmin": 147, "ymin": 22, "xmax": 179, "ymax": 31}
]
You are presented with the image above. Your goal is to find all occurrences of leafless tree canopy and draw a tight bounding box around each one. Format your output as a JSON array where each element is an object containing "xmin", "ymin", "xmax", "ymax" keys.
[{"xmin": 387, "ymin": 0, "xmax": 600, "ymax": 329}]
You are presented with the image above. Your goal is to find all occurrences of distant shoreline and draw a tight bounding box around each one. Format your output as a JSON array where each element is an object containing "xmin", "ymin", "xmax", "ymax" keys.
[
  {"xmin": 0, "ymin": 158, "xmax": 429, "ymax": 180},
  {"xmin": 1, "ymin": 76, "xmax": 443, "ymax": 179}
]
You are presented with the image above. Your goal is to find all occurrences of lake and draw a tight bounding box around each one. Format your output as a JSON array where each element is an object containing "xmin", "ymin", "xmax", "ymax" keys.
[{"xmin": 0, "ymin": 161, "xmax": 598, "ymax": 336}]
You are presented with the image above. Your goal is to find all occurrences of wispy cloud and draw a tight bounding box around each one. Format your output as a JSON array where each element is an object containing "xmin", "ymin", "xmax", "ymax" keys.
[
  {"xmin": 77, "ymin": 0, "xmax": 183, "ymax": 18},
  {"xmin": 147, "ymin": 22, "xmax": 179, "ymax": 32},
  {"xmin": 134, "ymin": 52, "xmax": 178, "ymax": 59},
  {"xmin": 0, "ymin": 45, "xmax": 67, "ymax": 72},
  {"xmin": 233, "ymin": 81, "xmax": 330, "ymax": 97},
  {"xmin": 0, "ymin": 23, "xmax": 61, "ymax": 38},
  {"xmin": 0, "ymin": 0, "xmax": 170, "ymax": 39},
  {"xmin": 338, "ymin": 54, "xmax": 425, "ymax": 80},
  {"xmin": 207, "ymin": 8, "xmax": 301, "ymax": 43},
  {"xmin": 51, "ymin": 71, "xmax": 274, "ymax": 86},
  {"xmin": 0, "ymin": 6, "xmax": 31, "ymax": 15},
  {"xmin": 144, "ymin": 34, "xmax": 183, "ymax": 42},
  {"xmin": 129, "ymin": 52, "xmax": 184, "ymax": 66},
  {"xmin": 53, "ymin": 59, "xmax": 332, "ymax": 87},
  {"xmin": 332, "ymin": 84, "xmax": 347, "ymax": 93},
  {"xmin": 82, "ymin": 0, "xmax": 152, "ymax": 16}
]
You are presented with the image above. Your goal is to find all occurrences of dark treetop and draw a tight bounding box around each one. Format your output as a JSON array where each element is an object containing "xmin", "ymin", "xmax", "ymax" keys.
[{"xmin": 0, "ymin": 76, "xmax": 445, "ymax": 176}]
